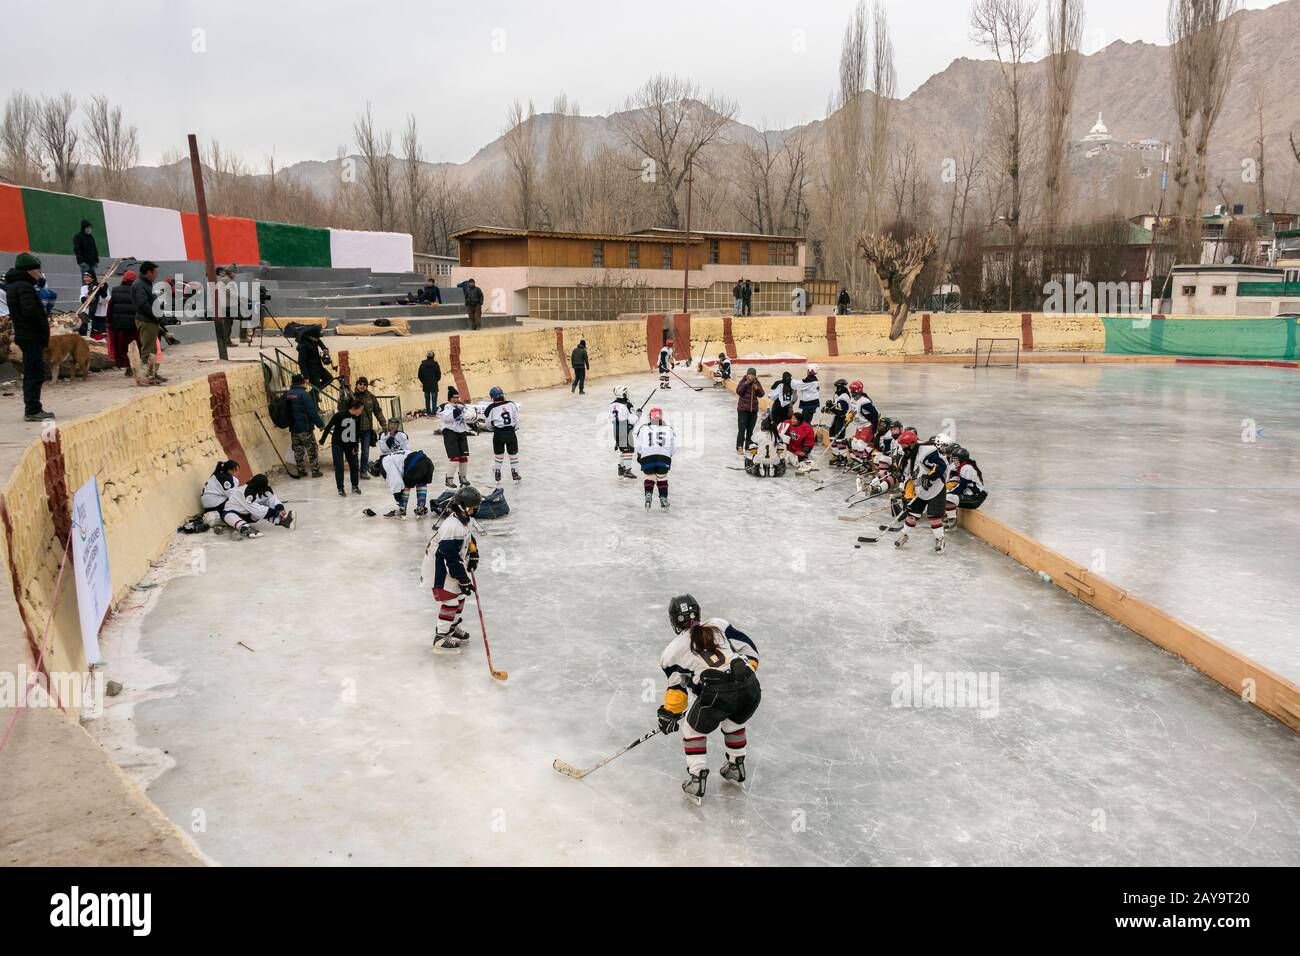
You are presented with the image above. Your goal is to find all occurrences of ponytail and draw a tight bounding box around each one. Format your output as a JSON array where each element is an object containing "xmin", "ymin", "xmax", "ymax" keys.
[{"xmin": 688, "ymin": 623, "xmax": 721, "ymax": 659}]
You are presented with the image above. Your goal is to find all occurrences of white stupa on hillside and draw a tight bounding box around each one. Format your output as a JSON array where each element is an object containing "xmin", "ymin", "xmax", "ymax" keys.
[{"xmin": 1082, "ymin": 112, "xmax": 1116, "ymax": 157}]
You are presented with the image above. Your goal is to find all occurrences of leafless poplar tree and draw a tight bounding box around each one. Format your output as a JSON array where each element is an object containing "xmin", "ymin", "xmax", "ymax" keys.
[
  {"xmin": 503, "ymin": 99, "xmax": 540, "ymax": 229},
  {"xmin": 0, "ymin": 91, "xmax": 39, "ymax": 185},
  {"xmin": 353, "ymin": 103, "xmax": 395, "ymax": 230},
  {"xmin": 866, "ymin": 0, "xmax": 896, "ymax": 234},
  {"xmin": 35, "ymin": 93, "xmax": 80, "ymax": 192},
  {"xmin": 83, "ymin": 95, "xmax": 140, "ymax": 200},
  {"xmin": 1043, "ymin": 0, "xmax": 1083, "ymax": 229},
  {"xmin": 824, "ymin": 3, "xmax": 869, "ymax": 299},
  {"xmin": 400, "ymin": 114, "xmax": 432, "ymax": 247}
]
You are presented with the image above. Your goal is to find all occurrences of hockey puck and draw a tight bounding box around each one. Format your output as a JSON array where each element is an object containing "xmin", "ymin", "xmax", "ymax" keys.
[{"xmin": 362, "ymin": 508, "xmax": 376, "ymax": 517}]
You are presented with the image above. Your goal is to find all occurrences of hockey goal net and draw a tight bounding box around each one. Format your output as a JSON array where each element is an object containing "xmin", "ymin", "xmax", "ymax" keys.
[{"xmin": 969, "ymin": 337, "xmax": 1020, "ymax": 368}]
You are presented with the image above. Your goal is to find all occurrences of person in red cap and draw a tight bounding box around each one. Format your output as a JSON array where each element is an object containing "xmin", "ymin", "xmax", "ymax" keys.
[
  {"xmin": 657, "ymin": 338, "xmax": 674, "ymax": 389},
  {"xmin": 108, "ymin": 269, "xmax": 142, "ymax": 374}
]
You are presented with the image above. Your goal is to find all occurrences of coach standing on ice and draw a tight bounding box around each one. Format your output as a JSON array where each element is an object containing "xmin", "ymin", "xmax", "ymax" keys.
[{"xmin": 735, "ymin": 367, "xmax": 763, "ymax": 453}]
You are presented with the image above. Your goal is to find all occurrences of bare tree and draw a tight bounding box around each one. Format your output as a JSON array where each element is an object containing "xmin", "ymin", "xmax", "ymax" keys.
[
  {"xmin": 503, "ymin": 99, "xmax": 540, "ymax": 229},
  {"xmin": 823, "ymin": 3, "xmax": 869, "ymax": 299},
  {"xmin": 1, "ymin": 91, "xmax": 40, "ymax": 185},
  {"xmin": 83, "ymin": 95, "xmax": 140, "ymax": 200},
  {"xmin": 940, "ymin": 141, "xmax": 985, "ymax": 285},
  {"xmin": 866, "ymin": 0, "xmax": 896, "ymax": 234},
  {"xmin": 35, "ymin": 93, "xmax": 80, "ymax": 191},
  {"xmin": 970, "ymin": 0, "xmax": 1040, "ymax": 311},
  {"xmin": 352, "ymin": 103, "xmax": 395, "ymax": 230},
  {"xmin": 540, "ymin": 93, "xmax": 586, "ymax": 231},
  {"xmin": 400, "ymin": 114, "xmax": 431, "ymax": 247},
  {"xmin": 1042, "ymin": 0, "xmax": 1083, "ymax": 229},
  {"xmin": 859, "ymin": 231, "xmax": 939, "ymax": 339},
  {"xmin": 1252, "ymin": 86, "xmax": 1266, "ymax": 214},
  {"xmin": 613, "ymin": 73, "xmax": 736, "ymax": 228}
]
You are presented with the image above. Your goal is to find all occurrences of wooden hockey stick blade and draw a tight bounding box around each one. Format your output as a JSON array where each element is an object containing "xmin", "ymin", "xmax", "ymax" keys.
[{"xmin": 552, "ymin": 758, "xmax": 588, "ymax": 778}]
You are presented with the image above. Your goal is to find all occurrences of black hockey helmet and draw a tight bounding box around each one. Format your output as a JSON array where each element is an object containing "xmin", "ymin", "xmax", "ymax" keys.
[
  {"xmin": 953, "ymin": 445, "xmax": 970, "ymax": 461},
  {"xmin": 668, "ymin": 594, "xmax": 700, "ymax": 634},
  {"xmin": 368, "ymin": 459, "xmax": 385, "ymax": 478},
  {"xmin": 834, "ymin": 378, "xmax": 849, "ymax": 392},
  {"xmin": 454, "ymin": 485, "xmax": 483, "ymax": 511}
]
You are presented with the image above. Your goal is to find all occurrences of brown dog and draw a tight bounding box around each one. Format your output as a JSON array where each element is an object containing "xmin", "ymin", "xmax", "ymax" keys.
[{"xmin": 45, "ymin": 333, "xmax": 91, "ymax": 383}]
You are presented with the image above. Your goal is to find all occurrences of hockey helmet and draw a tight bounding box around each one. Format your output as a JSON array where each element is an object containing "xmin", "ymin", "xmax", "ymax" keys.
[
  {"xmin": 849, "ymin": 380, "xmax": 864, "ymax": 395},
  {"xmin": 718, "ymin": 352, "xmax": 726, "ymax": 359},
  {"xmin": 953, "ymin": 446, "xmax": 970, "ymax": 461},
  {"xmin": 648, "ymin": 406, "xmax": 664, "ymax": 421},
  {"xmin": 896, "ymin": 431, "xmax": 919, "ymax": 448},
  {"xmin": 368, "ymin": 459, "xmax": 386, "ymax": 478},
  {"xmin": 489, "ymin": 386, "xmax": 504, "ymax": 400},
  {"xmin": 386, "ymin": 417, "xmax": 401, "ymax": 431},
  {"xmin": 931, "ymin": 432, "xmax": 953, "ymax": 449},
  {"xmin": 664, "ymin": 338, "xmax": 674, "ymax": 347},
  {"xmin": 613, "ymin": 385, "xmax": 629, "ymax": 401},
  {"xmin": 668, "ymin": 594, "xmax": 701, "ymax": 634},
  {"xmin": 806, "ymin": 363, "xmax": 819, "ymax": 375},
  {"xmin": 833, "ymin": 378, "xmax": 849, "ymax": 392},
  {"xmin": 454, "ymin": 485, "xmax": 483, "ymax": 511}
]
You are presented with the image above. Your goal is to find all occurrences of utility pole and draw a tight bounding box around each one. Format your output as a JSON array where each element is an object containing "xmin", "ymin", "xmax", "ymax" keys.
[
  {"xmin": 188, "ymin": 133, "xmax": 228, "ymax": 361},
  {"xmin": 681, "ymin": 165, "xmax": 694, "ymax": 316}
]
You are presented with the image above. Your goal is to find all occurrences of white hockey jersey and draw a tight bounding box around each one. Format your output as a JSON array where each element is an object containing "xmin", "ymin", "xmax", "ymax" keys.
[
  {"xmin": 610, "ymin": 400, "xmax": 639, "ymax": 427},
  {"xmin": 658, "ymin": 345, "xmax": 673, "ymax": 371},
  {"xmin": 901, "ymin": 443, "xmax": 949, "ymax": 501},
  {"xmin": 437, "ymin": 402, "xmax": 477, "ymax": 433},
  {"xmin": 376, "ymin": 430, "xmax": 411, "ymax": 455},
  {"xmin": 380, "ymin": 452, "xmax": 411, "ymax": 494},
  {"xmin": 200, "ymin": 473, "xmax": 237, "ymax": 511},
  {"xmin": 955, "ymin": 462, "xmax": 985, "ymax": 495},
  {"xmin": 484, "ymin": 400, "xmax": 520, "ymax": 431},
  {"xmin": 635, "ymin": 422, "xmax": 677, "ymax": 459},
  {"xmin": 792, "ymin": 377, "xmax": 820, "ymax": 406},
  {"xmin": 225, "ymin": 483, "xmax": 281, "ymax": 521},
  {"xmin": 420, "ymin": 511, "xmax": 476, "ymax": 590},
  {"xmin": 659, "ymin": 618, "xmax": 759, "ymax": 696}
]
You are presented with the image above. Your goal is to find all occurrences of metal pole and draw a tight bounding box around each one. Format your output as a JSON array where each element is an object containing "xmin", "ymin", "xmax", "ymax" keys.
[
  {"xmin": 188, "ymin": 133, "xmax": 228, "ymax": 361},
  {"xmin": 682, "ymin": 166, "xmax": 693, "ymax": 316}
]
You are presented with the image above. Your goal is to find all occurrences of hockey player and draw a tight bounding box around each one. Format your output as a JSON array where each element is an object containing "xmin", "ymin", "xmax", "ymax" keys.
[
  {"xmin": 419, "ymin": 485, "xmax": 482, "ymax": 653},
  {"xmin": 635, "ymin": 406, "xmax": 677, "ymax": 510},
  {"xmin": 713, "ymin": 352, "xmax": 732, "ymax": 384},
  {"xmin": 892, "ymin": 432, "xmax": 950, "ymax": 553},
  {"xmin": 199, "ymin": 460, "xmax": 241, "ymax": 529},
  {"xmin": 825, "ymin": 379, "xmax": 852, "ymax": 439},
  {"xmin": 610, "ymin": 385, "xmax": 640, "ymax": 479},
  {"xmin": 658, "ymin": 338, "xmax": 674, "ymax": 389},
  {"xmin": 949, "ymin": 446, "xmax": 987, "ymax": 512},
  {"xmin": 847, "ymin": 380, "xmax": 879, "ymax": 430},
  {"xmin": 657, "ymin": 594, "xmax": 761, "ymax": 803},
  {"xmin": 766, "ymin": 371, "xmax": 796, "ymax": 440},
  {"xmin": 483, "ymin": 385, "xmax": 522, "ymax": 483},
  {"xmin": 783, "ymin": 412, "xmax": 818, "ymax": 474},
  {"xmin": 371, "ymin": 448, "xmax": 435, "ymax": 518},
  {"xmin": 376, "ymin": 417, "xmax": 410, "ymax": 456},
  {"xmin": 220, "ymin": 473, "xmax": 295, "ymax": 538},
  {"xmin": 743, "ymin": 437, "xmax": 787, "ymax": 477},
  {"xmin": 791, "ymin": 364, "xmax": 821, "ymax": 422},
  {"xmin": 437, "ymin": 386, "xmax": 478, "ymax": 489}
]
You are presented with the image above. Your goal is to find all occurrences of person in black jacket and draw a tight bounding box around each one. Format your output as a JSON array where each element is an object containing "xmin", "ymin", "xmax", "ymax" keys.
[
  {"xmin": 416, "ymin": 277, "xmax": 442, "ymax": 305},
  {"xmin": 72, "ymin": 220, "xmax": 100, "ymax": 283},
  {"xmin": 107, "ymin": 269, "xmax": 141, "ymax": 375},
  {"xmin": 4, "ymin": 253, "xmax": 54, "ymax": 420},
  {"xmin": 286, "ymin": 373, "xmax": 325, "ymax": 478},
  {"xmin": 296, "ymin": 325, "xmax": 333, "ymax": 392},
  {"xmin": 131, "ymin": 262, "xmax": 168, "ymax": 385},
  {"xmin": 417, "ymin": 351, "xmax": 441, "ymax": 415},
  {"xmin": 837, "ymin": 288, "xmax": 850, "ymax": 315},
  {"xmin": 320, "ymin": 399, "xmax": 364, "ymax": 496},
  {"xmin": 459, "ymin": 278, "xmax": 485, "ymax": 331},
  {"xmin": 570, "ymin": 339, "xmax": 590, "ymax": 395}
]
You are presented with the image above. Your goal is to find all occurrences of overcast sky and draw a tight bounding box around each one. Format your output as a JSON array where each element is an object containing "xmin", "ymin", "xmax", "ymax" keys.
[{"xmin": 4, "ymin": 0, "xmax": 1285, "ymax": 167}]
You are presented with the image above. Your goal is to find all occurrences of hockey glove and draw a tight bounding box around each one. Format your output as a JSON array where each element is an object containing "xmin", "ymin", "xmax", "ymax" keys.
[
  {"xmin": 656, "ymin": 706, "xmax": 681, "ymax": 735},
  {"xmin": 457, "ymin": 577, "xmax": 475, "ymax": 595}
]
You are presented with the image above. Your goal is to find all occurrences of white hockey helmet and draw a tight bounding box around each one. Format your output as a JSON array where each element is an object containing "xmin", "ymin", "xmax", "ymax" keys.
[
  {"xmin": 806, "ymin": 363, "xmax": 819, "ymax": 375},
  {"xmin": 613, "ymin": 385, "xmax": 629, "ymax": 400}
]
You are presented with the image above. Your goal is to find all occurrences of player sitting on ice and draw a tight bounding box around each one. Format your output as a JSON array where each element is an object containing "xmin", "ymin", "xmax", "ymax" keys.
[
  {"xmin": 635, "ymin": 406, "xmax": 677, "ymax": 510},
  {"xmin": 219, "ymin": 473, "xmax": 296, "ymax": 538},
  {"xmin": 371, "ymin": 448, "xmax": 435, "ymax": 518},
  {"xmin": 376, "ymin": 417, "xmax": 410, "ymax": 456},
  {"xmin": 483, "ymin": 386, "xmax": 522, "ymax": 484},
  {"xmin": 783, "ymin": 412, "xmax": 817, "ymax": 474},
  {"xmin": 437, "ymin": 386, "xmax": 479, "ymax": 489},
  {"xmin": 657, "ymin": 594, "xmax": 761, "ymax": 804},
  {"xmin": 658, "ymin": 338, "xmax": 674, "ymax": 389},
  {"xmin": 713, "ymin": 352, "xmax": 732, "ymax": 385},
  {"xmin": 890, "ymin": 432, "xmax": 950, "ymax": 553},
  {"xmin": 610, "ymin": 385, "xmax": 640, "ymax": 479},
  {"xmin": 947, "ymin": 445, "xmax": 987, "ymax": 519},
  {"xmin": 199, "ymin": 459, "xmax": 242, "ymax": 531},
  {"xmin": 420, "ymin": 485, "xmax": 482, "ymax": 653}
]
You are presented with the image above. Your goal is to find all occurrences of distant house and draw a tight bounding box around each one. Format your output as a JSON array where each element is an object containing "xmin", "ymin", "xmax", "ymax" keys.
[
  {"xmin": 1168, "ymin": 263, "xmax": 1300, "ymax": 316},
  {"xmin": 449, "ymin": 226, "xmax": 820, "ymax": 320},
  {"xmin": 413, "ymin": 252, "xmax": 456, "ymax": 279}
]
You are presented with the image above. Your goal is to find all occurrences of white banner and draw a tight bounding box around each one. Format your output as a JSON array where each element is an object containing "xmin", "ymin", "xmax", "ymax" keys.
[{"xmin": 71, "ymin": 475, "xmax": 112, "ymax": 666}]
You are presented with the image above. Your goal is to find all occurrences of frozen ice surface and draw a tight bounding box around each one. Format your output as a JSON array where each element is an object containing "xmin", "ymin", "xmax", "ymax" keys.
[
  {"xmin": 776, "ymin": 361, "xmax": 1300, "ymax": 682},
  {"xmin": 99, "ymin": 367, "xmax": 1300, "ymax": 866}
]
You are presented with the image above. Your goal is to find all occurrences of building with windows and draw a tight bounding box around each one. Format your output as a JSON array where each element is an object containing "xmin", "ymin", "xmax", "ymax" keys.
[
  {"xmin": 1167, "ymin": 263, "xmax": 1300, "ymax": 316},
  {"xmin": 449, "ymin": 226, "xmax": 819, "ymax": 320}
]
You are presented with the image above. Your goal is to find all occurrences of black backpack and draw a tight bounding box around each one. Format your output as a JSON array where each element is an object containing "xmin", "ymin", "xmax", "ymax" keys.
[{"xmin": 268, "ymin": 393, "xmax": 293, "ymax": 429}]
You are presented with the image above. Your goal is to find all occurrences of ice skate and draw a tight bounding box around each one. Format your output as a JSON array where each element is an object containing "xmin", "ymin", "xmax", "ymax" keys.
[
  {"xmin": 659, "ymin": 497, "xmax": 670, "ymax": 510},
  {"xmin": 644, "ymin": 490, "xmax": 653, "ymax": 510},
  {"xmin": 413, "ymin": 505, "xmax": 429, "ymax": 517},
  {"xmin": 894, "ymin": 532, "xmax": 909, "ymax": 549},
  {"xmin": 383, "ymin": 509, "xmax": 405, "ymax": 519},
  {"xmin": 511, "ymin": 469, "xmax": 521, "ymax": 481},
  {"xmin": 720, "ymin": 755, "xmax": 746, "ymax": 786},
  {"xmin": 681, "ymin": 768, "xmax": 708, "ymax": 805},
  {"xmin": 281, "ymin": 511, "xmax": 296, "ymax": 531},
  {"xmin": 432, "ymin": 627, "xmax": 470, "ymax": 654},
  {"xmin": 618, "ymin": 464, "xmax": 636, "ymax": 479},
  {"xmin": 238, "ymin": 526, "xmax": 263, "ymax": 540},
  {"xmin": 494, "ymin": 468, "xmax": 502, "ymax": 484},
  {"xmin": 934, "ymin": 537, "xmax": 945, "ymax": 554},
  {"xmin": 458, "ymin": 475, "xmax": 470, "ymax": 487},
  {"xmin": 445, "ymin": 476, "xmax": 457, "ymax": 490}
]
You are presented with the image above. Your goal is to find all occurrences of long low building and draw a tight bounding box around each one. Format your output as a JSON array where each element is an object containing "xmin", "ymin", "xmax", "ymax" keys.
[{"xmin": 449, "ymin": 225, "xmax": 832, "ymax": 320}]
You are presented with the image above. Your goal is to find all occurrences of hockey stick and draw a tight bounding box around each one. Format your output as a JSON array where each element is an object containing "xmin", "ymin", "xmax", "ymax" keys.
[
  {"xmin": 669, "ymin": 368, "xmax": 704, "ymax": 392},
  {"xmin": 635, "ymin": 386, "xmax": 659, "ymax": 414},
  {"xmin": 553, "ymin": 727, "xmax": 661, "ymax": 779},
  {"xmin": 254, "ymin": 412, "xmax": 300, "ymax": 478},
  {"xmin": 695, "ymin": 338, "xmax": 710, "ymax": 372},
  {"xmin": 469, "ymin": 571, "xmax": 508, "ymax": 681}
]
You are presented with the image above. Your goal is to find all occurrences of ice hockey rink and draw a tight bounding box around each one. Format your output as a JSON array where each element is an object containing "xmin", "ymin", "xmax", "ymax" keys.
[{"xmin": 89, "ymin": 363, "xmax": 1300, "ymax": 866}]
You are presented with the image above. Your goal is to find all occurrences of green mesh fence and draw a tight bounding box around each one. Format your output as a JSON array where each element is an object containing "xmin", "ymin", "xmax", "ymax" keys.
[{"xmin": 1103, "ymin": 316, "xmax": 1300, "ymax": 360}]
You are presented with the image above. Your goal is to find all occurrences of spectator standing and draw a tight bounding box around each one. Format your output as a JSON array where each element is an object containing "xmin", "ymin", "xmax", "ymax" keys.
[
  {"xmin": 417, "ymin": 351, "xmax": 441, "ymax": 415},
  {"xmin": 349, "ymin": 376, "xmax": 384, "ymax": 476},
  {"xmin": 740, "ymin": 279, "xmax": 753, "ymax": 316},
  {"xmin": 735, "ymin": 367, "xmax": 764, "ymax": 453},
  {"xmin": 79, "ymin": 271, "xmax": 110, "ymax": 337},
  {"xmin": 131, "ymin": 262, "xmax": 167, "ymax": 385},
  {"xmin": 732, "ymin": 280, "xmax": 743, "ymax": 315},
  {"xmin": 72, "ymin": 219, "xmax": 100, "ymax": 283},
  {"xmin": 837, "ymin": 288, "xmax": 850, "ymax": 315},
  {"xmin": 4, "ymin": 252, "xmax": 54, "ymax": 421},
  {"xmin": 570, "ymin": 338, "xmax": 590, "ymax": 395},
  {"xmin": 214, "ymin": 267, "xmax": 237, "ymax": 348},
  {"xmin": 320, "ymin": 399, "xmax": 365, "ymax": 497},
  {"xmin": 108, "ymin": 270, "xmax": 141, "ymax": 375},
  {"xmin": 459, "ymin": 278, "xmax": 484, "ymax": 331},
  {"xmin": 791, "ymin": 284, "xmax": 807, "ymax": 316},
  {"xmin": 286, "ymin": 373, "xmax": 324, "ymax": 478}
]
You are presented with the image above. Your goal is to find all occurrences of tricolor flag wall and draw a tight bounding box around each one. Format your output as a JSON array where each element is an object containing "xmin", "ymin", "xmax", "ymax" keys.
[{"xmin": 0, "ymin": 184, "xmax": 412, "ymax": 272}]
